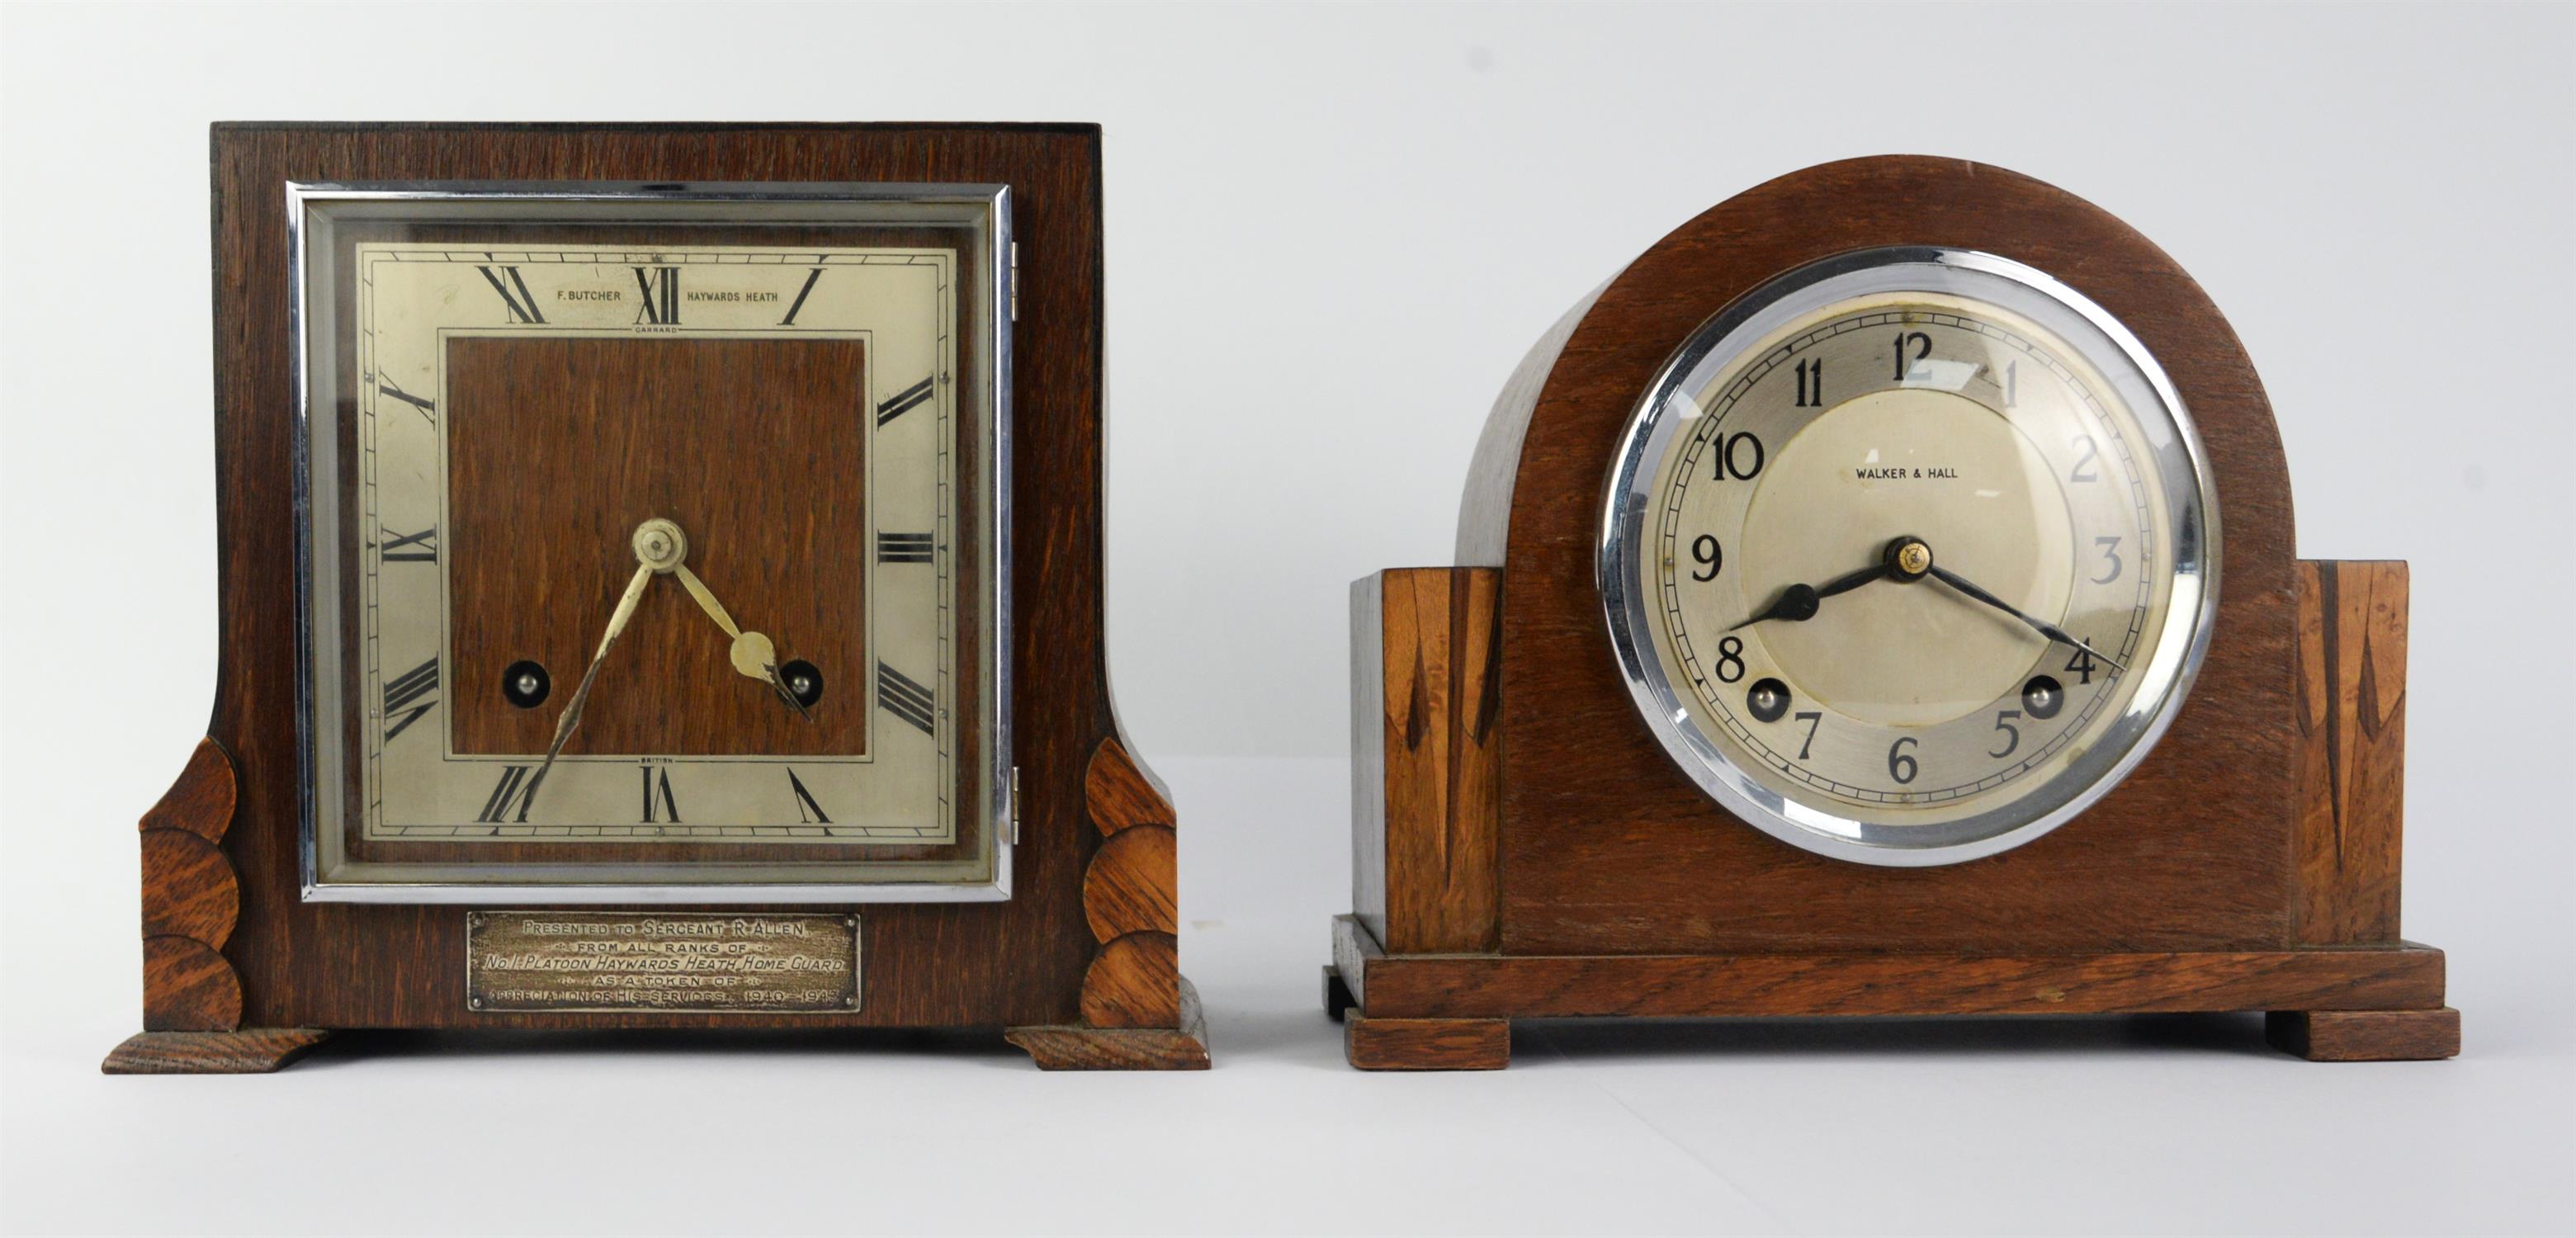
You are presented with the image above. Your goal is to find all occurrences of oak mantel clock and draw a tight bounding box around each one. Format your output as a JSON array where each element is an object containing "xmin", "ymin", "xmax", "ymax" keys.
[
  {"xmin": 1326, "ymin": 156, "xmax": 2455, "ymax": 1069},
  {"xmin": 109, "ymin": 122, "xmax": 1203, "ymax": 1073}
]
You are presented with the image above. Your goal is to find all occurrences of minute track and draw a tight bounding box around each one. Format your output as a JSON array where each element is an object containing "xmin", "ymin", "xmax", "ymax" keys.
[
  {"xmin": 1646, "ymin": 289, "xmax": 2161, "ymax": 815},
  {"xmin": 346, "ymin": 239, "xmax": 967, "ymax": 844}
]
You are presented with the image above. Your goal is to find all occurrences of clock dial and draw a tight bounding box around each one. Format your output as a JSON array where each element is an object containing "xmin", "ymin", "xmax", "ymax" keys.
[
  {"xmin": 1602, "ymin": 249, "xmax": 2218, "ymax": 864},
  {"xmin": 295, "ymin": 186, "xmax": 1009, "ymax": 897},
  {"xmin": 357, "ymin": 242, "xmax": 954, "ymax": 842}
]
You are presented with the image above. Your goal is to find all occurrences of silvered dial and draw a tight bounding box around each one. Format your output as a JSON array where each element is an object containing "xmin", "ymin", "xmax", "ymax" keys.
[
  {"xmin": 1601, "ymin": 249, "xmax": 2219, "ymax": 866},
  {"xmin": 357, "ymin": 242, "xmax": 957, "ymax": 842}
]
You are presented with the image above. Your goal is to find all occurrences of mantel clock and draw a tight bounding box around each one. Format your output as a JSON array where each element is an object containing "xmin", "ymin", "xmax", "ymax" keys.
[
  {"xmin": 1326, "ymin": 156, "xmax": 2455, "ymax": 1069},
  {"xmin": 109, "ymin": 122, "xmax": 1203, "ymax": 1072}
]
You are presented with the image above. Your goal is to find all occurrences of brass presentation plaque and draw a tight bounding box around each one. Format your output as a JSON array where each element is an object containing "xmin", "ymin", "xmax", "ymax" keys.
[{"xmin": 466, "ymin": 911, "xmax": 861, "ymax": 1014}]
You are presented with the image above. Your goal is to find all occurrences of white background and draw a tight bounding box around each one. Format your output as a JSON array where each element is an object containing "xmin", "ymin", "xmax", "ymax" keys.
[{"xmin": 4, "ymin": 3, "xmax": 2570, "ymax": 1235}]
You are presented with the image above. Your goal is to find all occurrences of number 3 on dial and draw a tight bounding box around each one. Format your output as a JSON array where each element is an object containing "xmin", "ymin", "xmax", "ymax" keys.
[{"xmin": 1603, "ymin": 247, "xmax": 2219, "ymax": 866}]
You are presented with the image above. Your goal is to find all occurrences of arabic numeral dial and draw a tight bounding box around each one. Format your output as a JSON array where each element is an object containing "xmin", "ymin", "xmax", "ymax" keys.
[{"xmin": 1617, "ymin": 266, "xmax": 2210, "ymax": 866}]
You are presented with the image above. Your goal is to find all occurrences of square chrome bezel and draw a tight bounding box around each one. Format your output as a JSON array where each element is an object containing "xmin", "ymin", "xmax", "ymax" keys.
[{"xmin": 287, "ymin": 180, "xmax": 1013, "ymax": 903}]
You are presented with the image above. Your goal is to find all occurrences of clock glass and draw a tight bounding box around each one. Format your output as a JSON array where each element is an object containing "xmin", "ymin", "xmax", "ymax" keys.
[
  {"xmin": 291, "ymin": 183, "xmax": 1010, "ymax": 900},
  {"xmin": 1601, "ymin": 248, "xmax": 2219, "ymax": 865}
]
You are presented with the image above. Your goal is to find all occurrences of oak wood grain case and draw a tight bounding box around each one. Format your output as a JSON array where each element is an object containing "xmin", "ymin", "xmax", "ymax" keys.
[
  {"xmin": 1330, "ymin": 157, "xmax": 2454, "ymax": 1069},
  {"xmin": 107, "ymin": 122, "xmax": 1205, "ymax": 1072}
]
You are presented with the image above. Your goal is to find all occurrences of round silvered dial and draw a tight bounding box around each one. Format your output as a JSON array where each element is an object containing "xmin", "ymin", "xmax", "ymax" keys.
[{"xmin": 1599, "ymin": 248, "xmax": 2219, "ymax": 866}]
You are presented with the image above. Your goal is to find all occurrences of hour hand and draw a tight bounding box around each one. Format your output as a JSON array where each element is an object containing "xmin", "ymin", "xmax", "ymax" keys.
[
  {"xmin": 730, "ymin": 629, "xmax": 816, "ymax": 724},
  {"xmin": 1731, "ymin": 561, "xmax": 1892, "ymax": 631},
  {"xmin": 670, "ymin": 562, "xmax": 815, "ymax": 722}
]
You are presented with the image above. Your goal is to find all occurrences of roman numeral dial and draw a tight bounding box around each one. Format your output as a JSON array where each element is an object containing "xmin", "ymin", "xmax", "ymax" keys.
[
  {"xmin": 877, "ymin": 376, "xmax": 935, "ymax": 426},
  {"xmin": 476, "ymin": 262, "xmax": 545, "ymax": 324},
  {"xmin": 633, "ymin": 266, "xmax": 679, "ymax": 324},
  {"xmin": 381, "ymin": 657, "xmax": 440, "ymax": 741},
  {"xmin": 477, "ymin": 765, "xmax": 537, "ymax": 824},
  {"xmin": 379, "ymin": 527, "xmax": 437, "ymax": 562},
  {"xmin": 877, "ymin": 663, "xmax": 938, "ymax": 736},
  {"xmin": 346, "ymin": 239, "xmax": 970, "ymax": 847},
  {"xmin": 877, "ymin": 532, "xmax": 934, "ymax": 564}
]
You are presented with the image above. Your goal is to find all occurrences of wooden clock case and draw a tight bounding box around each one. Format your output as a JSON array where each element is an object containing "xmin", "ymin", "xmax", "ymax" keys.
[
  {"xmin": 1326, "ymin": 156, "xmax": 2455, "ymax": 1070},
  {"xmin": 107, "ymin": 122, "xmax": 1205, "ymax": 1073}
]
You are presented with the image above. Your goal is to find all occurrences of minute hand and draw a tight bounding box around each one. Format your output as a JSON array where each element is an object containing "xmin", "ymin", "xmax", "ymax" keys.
[{"xmin": 1924, "ymin": 565, "xmax": 2129, "ymax": 672}]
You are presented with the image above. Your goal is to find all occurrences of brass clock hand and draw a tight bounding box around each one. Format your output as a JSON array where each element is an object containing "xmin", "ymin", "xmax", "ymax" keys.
[
  {"xmin": 532, "ymin": 560, "xmax": 656, "ymax": 798},
  {"xmin": 669, "ymin": 560, "xmax": 815, "ymax": 724},
  {"xmin": 1924, "ymin": 563, "xmax": 2129, "ymax": 672},
  {"xmin": 1729, "ymin": 559, "xmax": 1898, "ymax": 630}
]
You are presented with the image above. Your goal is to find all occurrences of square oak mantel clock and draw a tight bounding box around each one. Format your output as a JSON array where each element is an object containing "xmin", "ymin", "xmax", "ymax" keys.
[
  {"xmin": 107, "ymin": 123, "xmax": 1203, "ymax": 1073},
  {"xmin": 1326, "ymin": 156, "xmax": 2456, "ymax": 1070}
]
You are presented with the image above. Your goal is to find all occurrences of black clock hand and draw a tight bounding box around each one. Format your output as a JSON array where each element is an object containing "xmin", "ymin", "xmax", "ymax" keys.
[
  {"xmin": 1924, "ymin": 564, "xmax": 2129, "ymax": 672},
  {"xmin": 1729, "ymin": 561, "xmax": 1895, "ymax": 630}
]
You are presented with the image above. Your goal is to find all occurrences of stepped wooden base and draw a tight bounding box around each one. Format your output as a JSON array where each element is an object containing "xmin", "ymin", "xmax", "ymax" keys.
[
  {"xmin": 103, "ymin": 1029, "xmax": 331, "ymax": 1075},
  {"xmin": 103, "ymin": 996, "xmax": 1225, "ymax": 1074},
  {"xmin": 1006, "ymin": 976, "xmax": 1212, "ymax": 1070},
  {"xmin": 1329, "ymin": 915, "xmax": 2455, "ymax": 1069}
]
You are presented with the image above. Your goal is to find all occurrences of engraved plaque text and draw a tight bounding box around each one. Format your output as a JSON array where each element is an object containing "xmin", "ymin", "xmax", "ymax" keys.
[{"xmin": 466, "ymin": 911, "xmax": 861, "ymax": 1014}]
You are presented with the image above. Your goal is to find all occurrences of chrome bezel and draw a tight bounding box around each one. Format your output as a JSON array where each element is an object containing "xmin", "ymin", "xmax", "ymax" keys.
[
  {"xmin": 288, "ymin": 180, "xmax": 1014, "ymax": 903},
  {"xmin": 1597, "ymin": 247, "xmax": 2220, "ymax": 867}
]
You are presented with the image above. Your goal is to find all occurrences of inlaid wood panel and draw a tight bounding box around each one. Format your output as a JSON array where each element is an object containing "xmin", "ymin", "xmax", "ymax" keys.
[
  {"xmin": 2293, "ymin": 560, "xmax": 2408, "ymax": 944},
  {"xmin": 1351, "ymin": 569, "xmax": 1501, "ymax": 953}
]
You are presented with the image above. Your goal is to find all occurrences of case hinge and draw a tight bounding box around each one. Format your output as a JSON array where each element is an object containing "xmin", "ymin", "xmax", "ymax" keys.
[
  {"xmin": 1008, "ymin": 765, "xmax": 1022, "ymax": 845},
  {"xmin": 1008, "ymin": 241, "xmax": 1020, "ymax": 324}
]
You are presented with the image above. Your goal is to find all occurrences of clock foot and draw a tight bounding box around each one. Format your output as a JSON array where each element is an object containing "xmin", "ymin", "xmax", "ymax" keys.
[
  {"xmin": 1004, "ymin": 976, "xmax": 1211, "ymax": 1070},
  {"xmin": 2265, "ymin": 1008, "xmax": 2460, "ymax": 1061},
  {"xmin": 1344, "ymin": 1012, "xmax": 1510, "ymax": 1070},
  {"xmin": 1323, "ymin": 965, "xmax": 1356, "ymax": 1022},
  {"xmin": 102, "ymin": 1028, "xmax": 332, "ymax": 1075}
]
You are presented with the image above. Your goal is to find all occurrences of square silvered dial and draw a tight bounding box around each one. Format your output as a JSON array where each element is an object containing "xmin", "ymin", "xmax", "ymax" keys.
[{"xmin": 290, "ymin": 182, "xmax": 1011, "ymax": 901}]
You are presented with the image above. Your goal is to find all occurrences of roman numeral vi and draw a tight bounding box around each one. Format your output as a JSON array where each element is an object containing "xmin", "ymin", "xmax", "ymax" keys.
[{"xmin": 640, "ymin": 766, "xmax": 682, "ymax": 823}]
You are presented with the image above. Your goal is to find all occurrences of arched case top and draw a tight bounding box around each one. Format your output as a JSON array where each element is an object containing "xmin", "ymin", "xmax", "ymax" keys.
[{"xmin": 1464, "ymin": 156, "xmax": 2299, "ymax": 953}]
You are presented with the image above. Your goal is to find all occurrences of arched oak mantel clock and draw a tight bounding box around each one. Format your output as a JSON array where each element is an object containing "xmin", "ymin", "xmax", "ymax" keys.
[
  {"xmin": 107, "ymin": 122, "xmax": 1203, "ymax": 1073},
  {"xmin": 1326, "ymin": 156, "xmax": 2455, "ymax": 1070}
]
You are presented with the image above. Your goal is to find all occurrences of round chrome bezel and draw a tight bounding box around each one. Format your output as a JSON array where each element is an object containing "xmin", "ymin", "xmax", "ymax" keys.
[{"xmin": 1596, "ymin": 247, "xmax": 2221, "ymax": 867}]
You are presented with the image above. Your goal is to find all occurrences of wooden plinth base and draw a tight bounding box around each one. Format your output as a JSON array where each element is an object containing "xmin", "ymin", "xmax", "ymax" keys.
[
  {"xmin": 1329, "ymin": 915, "xmax": 2455, "ymax": 1069},
  {"xmin": 103, "ymin": 1028, "xmax": 331, "ymax": 1075},
  {"xmin": 103, "ymin": 992, "xmax": 1221, "ymax": 1074},
  {"xmin": 1005, "ymin": 976, "xmax": 1212, "ymax": 1070}
]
